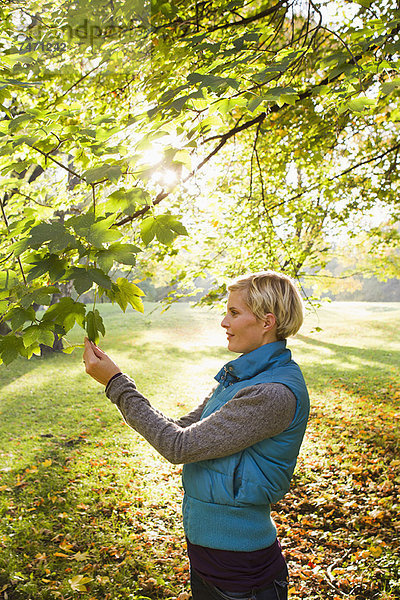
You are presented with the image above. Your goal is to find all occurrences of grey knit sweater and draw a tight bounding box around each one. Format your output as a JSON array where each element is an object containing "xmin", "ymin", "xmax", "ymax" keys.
[{"xmin": 106, "ymin": 374, "xmax": 296, "ymax": 465}]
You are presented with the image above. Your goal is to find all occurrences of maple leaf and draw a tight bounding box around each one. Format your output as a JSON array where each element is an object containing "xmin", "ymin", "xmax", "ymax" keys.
[
  {"xmin": 70, "ymin": 551, "xmax": 91, "ymax": 561},
  {"xmin": 69, "ymin": 574, "xmax": 93, "ymax": 591}
]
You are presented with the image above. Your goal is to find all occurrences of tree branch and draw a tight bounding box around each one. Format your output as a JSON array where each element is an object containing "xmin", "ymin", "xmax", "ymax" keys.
[
  {"xmin": 206, "ymin": 0, "xmax": 289, "ymax": 32},
  {"xmin": 0, "ymin": 197, "xmax": 27, "ymax": 285},
  {"xmin": 277, "ymin": 141, "xmax": 400, "ymax": 208},
  {"xmin": 30, "ymin": 145, "xmax": 84, "ymax": 181}
]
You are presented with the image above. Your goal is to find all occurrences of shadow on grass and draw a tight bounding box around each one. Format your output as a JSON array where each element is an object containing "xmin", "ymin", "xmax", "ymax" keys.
[
  {"xmin": 0, "ymin": 351, "xmax": 71, "ymax": 388},
  {"xmin": 297, "ymin": 334, "xmax": 399, "ymax": 394},
  {"xmin": 297, "ymin": 335, "xmax": 400, "ymax": 453}
]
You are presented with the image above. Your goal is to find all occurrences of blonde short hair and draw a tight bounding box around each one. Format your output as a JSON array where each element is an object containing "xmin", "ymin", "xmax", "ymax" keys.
[{"xmin": 228, "ymin": 271, "xmax": 304, "ymax": 340}]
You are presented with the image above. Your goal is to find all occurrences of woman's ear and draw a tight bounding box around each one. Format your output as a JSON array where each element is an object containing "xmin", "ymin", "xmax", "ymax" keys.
[{"xmin": 263, "ymin": 313, "xmax": 276, "ymax": 331}]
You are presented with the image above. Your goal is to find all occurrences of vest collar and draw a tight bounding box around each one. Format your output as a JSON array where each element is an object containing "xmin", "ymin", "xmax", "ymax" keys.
[{"xmin": 215, "ymin": 340, "xmax": 290, "ymax": 386}]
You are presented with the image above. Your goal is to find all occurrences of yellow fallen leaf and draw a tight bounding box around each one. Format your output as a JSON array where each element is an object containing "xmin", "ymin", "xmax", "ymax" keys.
[
  {"xmin": 26, "ymin": 465, "xmax": 38, "ymax": 473},
  {"xmin": 42, "ymin": 459, "xmax": 52, "ymax": 467},
  {"xmin": 369, "ymin": 545, "xmax": 383, "ymax": 557},
  {"xmin": 54, "ymin": 552, "xmax": 70, "ymax": 557},
  {"xmin": 69, "ymin": 574, "xmax": 93, "ymax": 592},
  {"xmin": 59, "ymin": 540, "xmax": 74, "ymax": 552},
  {"xmin": 35, "ymin": 553, "xmax": 47, "ymax": 562},
  {"xmin": 70, "ymin": 551, "xmax": 90, "ymax": 561}
]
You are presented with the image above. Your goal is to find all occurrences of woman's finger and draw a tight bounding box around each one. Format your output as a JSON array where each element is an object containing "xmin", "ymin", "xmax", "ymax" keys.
[
  {"xmin": 91, "ymin": 344, "xmax": 107, "ymax": 358},
  {"xmin": 83, "ymin": 339, "xmax": 98, "ymax": 364}
]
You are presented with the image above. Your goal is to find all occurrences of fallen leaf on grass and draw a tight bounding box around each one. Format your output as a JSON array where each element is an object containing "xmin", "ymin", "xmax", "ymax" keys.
[
  {"xmin": 70, "ymin": 551, "xmax": 91, "ymax": 561},
  {"xmin": 69, "ymin": 574, "xmax": 93, "ymax": 591},
  {"xmin": 59, "ymin": 540, "xmax": 74, "ymax": 552}
]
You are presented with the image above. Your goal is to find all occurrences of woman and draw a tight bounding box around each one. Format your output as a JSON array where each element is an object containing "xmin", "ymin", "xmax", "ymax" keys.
[{"xmin": 83, "ymin": 271, "xmax": 310, "ymax": 600}]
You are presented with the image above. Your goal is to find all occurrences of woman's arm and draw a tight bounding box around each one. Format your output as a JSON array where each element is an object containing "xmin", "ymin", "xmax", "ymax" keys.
[
  {"xmin": 83, "ymin": 338, "xmax": 296, "ymax": 464},
  {"xmin": 83, "ymin": 338, "xmax": 214, "ymax": 429},
  {"xmin": 175, "ymin": 387, "xmax": 217, "ymax": 428},
  {"xmin": 105, "ymin": 374, "xmax": 296, "ymax": 464}
]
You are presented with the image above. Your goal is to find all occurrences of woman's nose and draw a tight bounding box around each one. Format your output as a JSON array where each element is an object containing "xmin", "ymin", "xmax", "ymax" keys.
[{"xmin": 221, "ymin": 315, "xmax": 229, "ymax": 328}]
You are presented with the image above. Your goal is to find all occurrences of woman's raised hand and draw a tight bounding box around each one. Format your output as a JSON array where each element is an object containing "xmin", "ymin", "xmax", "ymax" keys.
[{"xmin": 83, "ymin": 337, "xmax": 121, "ymax": 386}]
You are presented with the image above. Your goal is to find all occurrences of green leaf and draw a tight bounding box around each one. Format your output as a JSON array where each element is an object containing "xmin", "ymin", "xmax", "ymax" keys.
[
  {"xmin": 95, "ymin": 249, "xmax": 114, "ymax": 273},
  {"xmin": 0, "ymin": 334, "xmax": 24, "ymax": 366},
  {"xmin": 8, "ymin": 113, "xmax": 34, "ymax": 133},
  {"xmin": 105, "ymin": 278, "xmax": 144, "ymax": 313},
  {"xmin": 28, "ymin": 222, "xmax": 77, "ymax": 253},
  {"xmin": 106, "ymin": 187, "xmax": 150, "ymax": 215},
  {"xmin": 20, "ymin": 342, "xmax": 42, "ymax": 359},
  {"xmin": 345, "ymin": 96, "xmax": 377, "ymax": 113},
  {"xmin": 109, "ymin": 243, "xmax": 140, "ymax": 265},
  {"xmin": 187, "ymin": 72, "xmax": 240, "ymax": 92},
  {"xmin": 64, "ymin": 267, "xmax": 94, "ymax": 295},
  {"xmin": 172, "ymin": 149, "xmax": 192, "ymax": 169},
  {"xmin": 69, "ymin": 213, "xmax": 121, "ymax": 247},
  {"xmin": 64, "ymin": 266, "xmax": 113, "ymax": 295},
  {"xmin": 381, "ymin": 78, "xmax": 400, "ymax": 96},
  {"xmin": 88, "ymin": 267, "xmax": 112, "ymax": 289},
  {"xmin": 155, "ymin": 223, "xmax": 175, "ymax": 244},
  {"xmin": 0, "ymin": 300, "xmax": 9, "ymax": 315},
  {"xmin": 248, "ymin": 96, "xmax": 264, "ymax": 113},
  {"xmin": 10, "ymin": 237, "xmax": 30, "ymax": 257},
  {"xmin": 22, "ymin": 325, "xmax": 54, "ymax": 348},
  {"xmin": 140, "ymin": 216, "xmax": 157, "ymax": 245},
  {"xmin": 4, "ymin": 306, "xmax": 36, "ymax": 330},
  {"xmin": 27, "ymin": 255, "xmax": 68, "ymax": 283},
  {"xmin": 42, "ymin": 298, "xmax": 86, "ymax": 332},
  {"xmin": 12, "ymin": 136, "xmax": 38, "ymax": 148},
  {"xmin": 20, "ymin": 286, "xmax": 60, "ymax": 309},
  {"xmin": 85, "ymin": 309, "xmax": 105, "ymax": 344},
  {"xmin": 84, "ymin": 163, "xmax": 122, "ymax": 184},
  {"xmin": 354, "ymin": 0, "xmax": 373, "ymax": 6},
  {"xmin": 95, "ymin": 243, "xmax": 140, "ymax": 272},
  {"xmin": 0, "ymin": 270, "xmax": 19, "ymax": 290},
  {"xmin": 62, "ymin": 344, "xmax": 78, "ymax": 354},
  {"xmin": 140, "ymin": 215, "xmax": 188, "ymax": 246}
]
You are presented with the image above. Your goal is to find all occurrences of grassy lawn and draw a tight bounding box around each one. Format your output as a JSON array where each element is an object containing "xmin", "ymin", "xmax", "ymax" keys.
[{"xmin": 0, "ymin": 301, "xmax": 399, "ymax": 600}]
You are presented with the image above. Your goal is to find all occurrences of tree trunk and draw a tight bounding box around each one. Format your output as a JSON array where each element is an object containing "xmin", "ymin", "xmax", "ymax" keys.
[{"xmin": 40, "ymin": 281, "xmax": 74, "ymax": 356}]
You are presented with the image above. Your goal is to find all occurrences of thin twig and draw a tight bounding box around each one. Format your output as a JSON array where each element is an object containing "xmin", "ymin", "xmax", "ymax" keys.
[
  {"xmin": 0, "ymin": 197, "xmax": 27, "ymax": 285},
  {"xmin": 30, "ymin": 145, "xmax": 84, "ymax": 181}
]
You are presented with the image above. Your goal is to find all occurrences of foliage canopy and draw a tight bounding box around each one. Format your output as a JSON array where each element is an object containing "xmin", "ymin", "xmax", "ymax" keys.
[{"xmin": 0, "ymin": 0, "xmax": 399, "ymax": 363}]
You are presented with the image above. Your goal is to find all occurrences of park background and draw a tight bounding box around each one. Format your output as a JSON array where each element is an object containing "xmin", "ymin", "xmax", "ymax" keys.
[{"xmin": 0, "ymin": 0, "xmax": 399, "ymax": 599}]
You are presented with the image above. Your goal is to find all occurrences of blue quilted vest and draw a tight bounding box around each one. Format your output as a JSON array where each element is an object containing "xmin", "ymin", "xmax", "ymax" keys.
[{"xmin": 182, "ymin": 340, "xmax": 309, "ymax": 552}]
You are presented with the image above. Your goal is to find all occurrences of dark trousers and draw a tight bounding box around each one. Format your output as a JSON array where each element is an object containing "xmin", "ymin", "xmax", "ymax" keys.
[{"xmin": 190, "ymin": 565, "xmax": 289, "ymax": 600}]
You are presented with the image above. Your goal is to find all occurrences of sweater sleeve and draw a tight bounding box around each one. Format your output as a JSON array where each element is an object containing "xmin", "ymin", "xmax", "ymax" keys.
[
  {"xmin": 106, "ymin": 375, "xmax": 296, "ymax": 464},
  {"xmin": 174, "ymin": 386, "xmax": 217, "ymax": 428}
]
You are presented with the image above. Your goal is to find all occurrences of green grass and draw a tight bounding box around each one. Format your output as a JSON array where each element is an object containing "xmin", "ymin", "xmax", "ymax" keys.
[{"xmin": 0, "ymin": 301, "xmax": 399, "ymax": 600}]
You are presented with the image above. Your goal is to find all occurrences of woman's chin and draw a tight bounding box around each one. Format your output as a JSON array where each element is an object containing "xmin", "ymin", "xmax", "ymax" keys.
[{"xmin": 227, "ymin": 340, "xmax": 240, "ymax": 353}]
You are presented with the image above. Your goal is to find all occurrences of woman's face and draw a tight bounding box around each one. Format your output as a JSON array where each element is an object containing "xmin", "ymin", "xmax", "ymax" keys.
[{"xmin": 221, "ymin": 290, "xmax": 277, "ymax": 354}]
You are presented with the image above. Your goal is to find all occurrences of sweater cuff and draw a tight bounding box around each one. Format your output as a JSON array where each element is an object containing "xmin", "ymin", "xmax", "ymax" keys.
[{"xmin": 105, "ymin": 372, "xmax": 123, "ymax": 393}]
